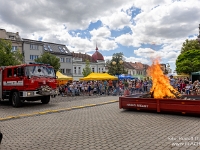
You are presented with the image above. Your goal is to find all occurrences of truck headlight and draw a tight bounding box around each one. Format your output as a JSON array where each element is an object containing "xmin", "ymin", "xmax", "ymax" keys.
[{"xmin": 27, "ymin": 92, "xmax": 31, "ymax": 96}]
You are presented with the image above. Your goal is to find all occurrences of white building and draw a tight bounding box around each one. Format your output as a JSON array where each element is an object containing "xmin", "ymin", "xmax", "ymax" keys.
[
  {"xmin": 22, "ymin": 39, "xmax": 73, "ymax": 76},
  {"xmin": 72, "ymin": 47, "xmax": 105, "ymax": 81}
]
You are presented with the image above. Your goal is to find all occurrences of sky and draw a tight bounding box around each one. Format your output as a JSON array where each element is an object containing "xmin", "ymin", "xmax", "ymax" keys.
[{"xmin": 0, "ymin": 0, "xmax": 200, "ymax": 72}]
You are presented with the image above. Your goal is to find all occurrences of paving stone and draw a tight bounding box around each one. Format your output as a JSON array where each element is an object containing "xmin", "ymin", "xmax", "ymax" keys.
[{"xmin": 1, "ymin": 95, "xmax": 200, "ymax": 150}]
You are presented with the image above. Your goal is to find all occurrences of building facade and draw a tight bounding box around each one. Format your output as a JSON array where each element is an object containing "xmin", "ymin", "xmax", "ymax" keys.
[
  {"xmin": 22, "ymin": 38, "xmax": 73, "ymax": 76},
  {"xmin": 72, "ymin": 47, "xmax": 105, "ymax": 81},
  {"xmin": 0, "ymin": 28, "xmax": 23, "ymax": 53}
]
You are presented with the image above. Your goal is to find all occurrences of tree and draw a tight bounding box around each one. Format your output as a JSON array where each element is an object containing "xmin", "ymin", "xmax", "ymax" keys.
[
  {"xmin": 176, "ymin": 50, "xmax": 200, "ymax": 74},
  {"xmin": 107, "ymin": 52, "xmax": 127, "ymax": 75},
  {"xmin": 181, "ymin": 39, "xmax": 200, "ymax": 53},
  {"xmin": 82, "ymin": 59, "xmax": 92, "ymax": 77},
  {"xmin": 0, "ymin": 39, "xmax": 23, "ymax": 66},
  {"xmin": 34, "ymin": 52, "xmax": 60, "ymax": 71}
]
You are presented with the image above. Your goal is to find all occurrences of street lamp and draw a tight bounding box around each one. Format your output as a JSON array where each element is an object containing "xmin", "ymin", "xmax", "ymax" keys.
[
  {"xmin": 112, "ymin": 61, "xmax": 116, "ymax": 65},
  {"xmin": 111, "ymin": 59, "xmax": 124, "ymax": 78}
]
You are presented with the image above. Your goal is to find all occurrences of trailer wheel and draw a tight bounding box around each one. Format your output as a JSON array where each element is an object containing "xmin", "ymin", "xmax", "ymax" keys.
[
  {"xmin": 12, "ymin": 92, "xmax": 22, "ymax": 107},
  {"xmin": 41, "ymin": 96, "xmax": 50, "ymax": 104}
]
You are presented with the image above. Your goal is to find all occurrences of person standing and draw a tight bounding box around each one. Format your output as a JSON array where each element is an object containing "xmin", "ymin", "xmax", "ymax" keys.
[
  {"xmin": 108, "ymin": 79, "xmax": 113, "ymax": 95},
  {"xmin": 179, "ymin": 80, "xmax": 186, "ymax": 94},
  {"xmin": 169, "ymin": 75, "xmax": 176, "ymax": 88},
  {"xmin": 0, "ymin": 131, "xmax": 2, "ymax": 144},
  {"xmin": 103, "ymin": 80, "xmax": 108, "ymax": 95},
  {"xmin": 143, "ymin": 79, "xmax": 148, "ymax": 93}
]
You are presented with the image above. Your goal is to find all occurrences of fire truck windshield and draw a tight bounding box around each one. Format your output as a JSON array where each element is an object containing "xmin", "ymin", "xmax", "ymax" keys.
[
  {"xmin": 46, "ymin": 67, "xmax": 56, "ymax": 78},
  {"xmin": 25, "ymin": 65, "xmax": 55, "ymax": 78}
]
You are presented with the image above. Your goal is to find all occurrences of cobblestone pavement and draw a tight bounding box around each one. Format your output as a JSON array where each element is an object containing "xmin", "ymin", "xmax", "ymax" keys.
[
  {"xmin": 0, "ymin": 95, "xmax": 118, "ymax": 119},
  {"xmin": 1, "ymin": 96, "xmax": 200, "ymax": 150}
]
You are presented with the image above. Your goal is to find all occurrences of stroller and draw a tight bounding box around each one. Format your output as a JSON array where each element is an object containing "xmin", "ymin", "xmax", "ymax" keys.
[
  {"xmin": 112, "ymin": 87, "xmax": 122, "ymax": 96},
  {"xmin": 112, "ymin": 88, "xmax": 117, "ymax": 96},
  {"xmin": 119, "ymin": 88, "xmax": 124, "ymax": 96}
]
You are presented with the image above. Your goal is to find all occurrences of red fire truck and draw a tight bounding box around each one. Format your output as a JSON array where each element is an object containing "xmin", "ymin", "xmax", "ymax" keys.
[{"xmin": 0, "ymin": 63, "xmax": 57, "ymax": 107}]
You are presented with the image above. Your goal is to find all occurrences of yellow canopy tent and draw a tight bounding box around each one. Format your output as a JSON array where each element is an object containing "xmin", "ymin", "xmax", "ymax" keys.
[
  {"xmin": 100, "ymin": 73, "xmax": 118, "ymax": 80},
  {"xmin": 79, "ymin": 73, "xmax": 118, "ymax": 81},
  {"xmin": 56, "ymin": 71, "xmax": 73, "ymax": 85}
]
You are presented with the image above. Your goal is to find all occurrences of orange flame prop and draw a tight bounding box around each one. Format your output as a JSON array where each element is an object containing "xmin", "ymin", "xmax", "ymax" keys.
[{"xmin": 148, "ymin": 59, "xmax": 177, "ymax": 98}]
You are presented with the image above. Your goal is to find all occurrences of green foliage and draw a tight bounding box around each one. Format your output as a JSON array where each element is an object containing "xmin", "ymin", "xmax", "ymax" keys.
[
  {"xmin": 82, "ymin": 59, "xmax": 92, "ymax": 77},
  {"xmin": 34, "ymin": 52, "xmax": 60, "ymax": 71},
  {"xmin": 0, "ymin": 39, "xmax": 23, "ymax": 66},
  {"xmin": 107, "ymin": 52, "xmax": 127, "ymax": 75},
  {"xmin": 181, "ymin": 39, "xmax": 200, "ymax": 53},
  {"xmin": 176, "ymin": 50, "xmax": 200, "ymax": 74}
]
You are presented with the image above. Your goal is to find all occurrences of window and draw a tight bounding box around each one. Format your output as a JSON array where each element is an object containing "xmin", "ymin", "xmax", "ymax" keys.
[
  {"xmin": 63, "ymin": 47, "xmax": 68, "ymax": 53},
  {"xmin": 98, "ymin": 68, "xmax": 100, "ymax": 73},
  {"xmin": 30, "ymin": 55, "xmax": 39, "ymax": 60},
  {"xmin": 60, "ymin": 58, "xmax": 65, "ymax": 63},
  {"xmin": 74, "ymin": 67, "xmax": 77, "ymax": 74},
  {"xmin": 66, "ymin": 69, "xmax": 71, "ymax": 74},
  {"xmin": 12, "ymin": 46, "xmax": 18, "ymax": 52},
  {"xmin": 43, "ymin": 45, "xmax": 48, "ymax": 51},
  {"xmin": 7, "ymin": 69, "xmax": 12, "ymax": 77},
  {"xmin": 14, "ymin": 68, "xmax": 17, "ymax": 77},
  {"xmin": 58, "ymin": 46, "xmax": 64, "ymax": 53},
  {"xmin": 78, "ymin": 67, "xmax": 81, "ymax": 74},
  {"xmin": 9, "ymin": 36, "xmax": 15, "ymax": 40},
  {"xmin": 102, "ymin": 68, "xmax": 104, "ymax": 72},
  {"xmin": 66, "ymin": 58, "xmax": 71, "ymax": 63},
  {"xmin": 60, "ymin": 69, "xmax": 65, "ymax": 74},
  {"xmin": 92, "ymin": 68, "xmax": 94, "ymax": 72},
  {"xmin": 30, "ymin": 44, "xmax": 39, "ymax": 50},
  {"xmin": 48, "ymin": 45, "xmax": 53, "ymax": 51}
]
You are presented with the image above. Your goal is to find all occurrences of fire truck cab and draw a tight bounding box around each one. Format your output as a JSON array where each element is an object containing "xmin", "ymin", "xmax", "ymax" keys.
[{"xmin": 0, "ymin": 63, "xmax": 57, "ymax": 107}]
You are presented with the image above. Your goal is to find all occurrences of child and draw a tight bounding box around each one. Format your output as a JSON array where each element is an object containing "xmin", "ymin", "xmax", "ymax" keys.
[{"xmin": 185, "ymin": 84, "xmax": 191, "ymax": 95}]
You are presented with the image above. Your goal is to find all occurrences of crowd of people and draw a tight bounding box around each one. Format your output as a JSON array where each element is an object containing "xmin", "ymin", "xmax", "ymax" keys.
[
  {"xmin": 56, "ymin": 75, "xmax": 200, "ymax": 97},
  {"xmin": 57, "ymin": 78, "xmax": 153, "ymax": 97},
  {"xmin": 170, "ymin": 75, "xmax": 200, "ymax": 95}
]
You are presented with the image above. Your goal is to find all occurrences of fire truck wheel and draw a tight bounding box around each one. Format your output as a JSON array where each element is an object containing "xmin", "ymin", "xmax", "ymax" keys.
[
  {"xmin": 41, "ymin": 96, "xmax": 50, "ymax": 104},
  {"xmin": 12, "ymin": 92, "xmax": 22, "ymax": 107}
]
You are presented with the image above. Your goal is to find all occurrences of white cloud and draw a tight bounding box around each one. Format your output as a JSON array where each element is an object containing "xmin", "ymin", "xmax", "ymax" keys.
[
  {"xmin": 132, "ymin": 0, "xmax": 200, "ymax": 41},
  {"xmin": 115, "ymin": 33, "xmax": 141, "ymax": 47},
  {"xmin": 0, "ymin": 0, "xmax": 200, "ymax": 70},
  {"xmin": 124, "ymin": 56, "xmax": 149, "ymax": 64},
  {"xmin": 90, "ymin": 27, "xmax": 111, "ymax": 38},
  {"xmin": 101, "ymin": 11, "xmax": 132, "ymax": 30}
]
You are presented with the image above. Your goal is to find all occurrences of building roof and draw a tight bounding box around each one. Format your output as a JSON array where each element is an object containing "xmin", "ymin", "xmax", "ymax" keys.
[
  {"xmin": 91, "ymin": 46, "xmax": 104, "ymax": 61},
  {"xmin": 130, "ymin": 62, "xmax": 144, "ymax": 70},
  {"xmin": 7, "ymin": 32, "xmax": 22, "ymax": 41},
  {"xmin": 22, "ymin": 38, "xmax": 71, "ymax": 55},
  {"xmin": 72, "ymin": 52, "xmax": 96, "ymax": 62},
  {"xmin": 123, "ymin": 62, "xmax": 135, "ymax": 69},
  {"xmin": 0, "ymin": 28, "xmax": 22, "ymax": 41}
]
